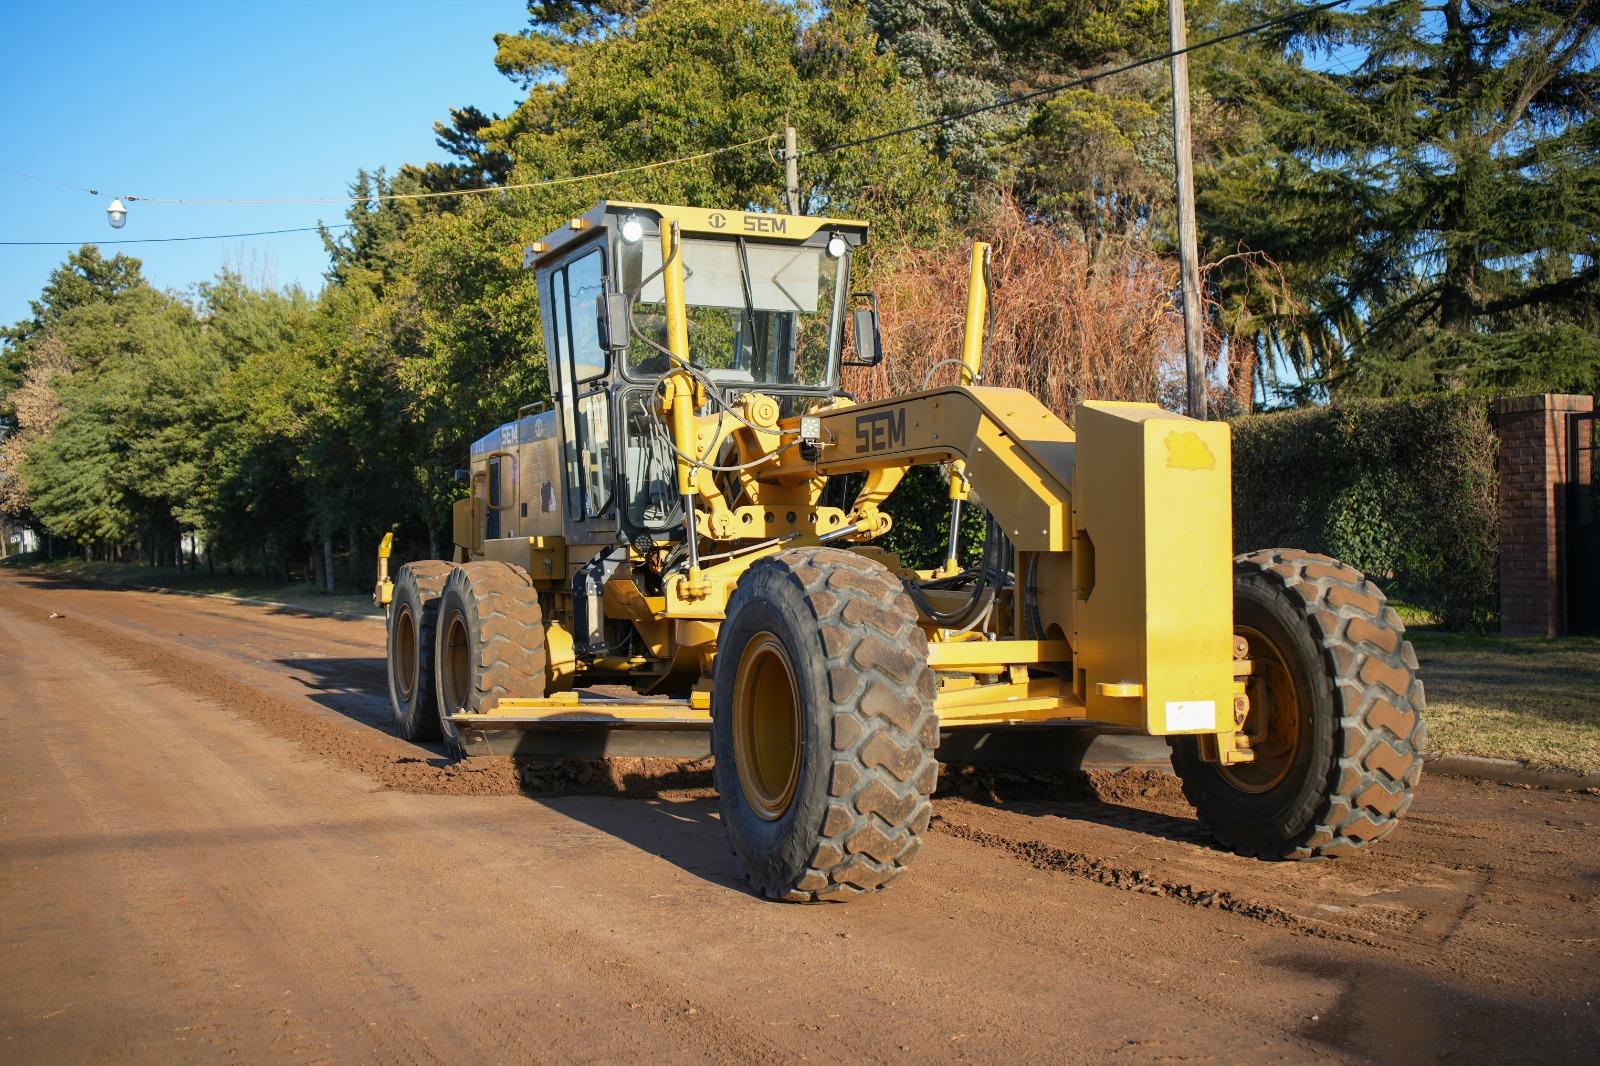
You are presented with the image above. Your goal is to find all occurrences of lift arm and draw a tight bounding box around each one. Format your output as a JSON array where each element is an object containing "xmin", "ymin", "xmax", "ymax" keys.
[{"xmin": 774, "ymin": 384, "xmax": 1077, "ymax": 552}]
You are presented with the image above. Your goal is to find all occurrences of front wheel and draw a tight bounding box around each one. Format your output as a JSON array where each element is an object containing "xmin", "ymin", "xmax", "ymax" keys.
[
  {"xmin": 712, "ymin": 548, "xmax": 939, "ymax": 901},
  {"xmin": 1169, "ymin": 549, "xmax": 1426, "ymax": 860}
]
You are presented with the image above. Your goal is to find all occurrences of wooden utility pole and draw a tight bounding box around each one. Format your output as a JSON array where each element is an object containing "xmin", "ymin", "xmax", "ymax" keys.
[
  {"xmin": 1169, "ymin": 0, "xmax": 1207, "ymax": 420},
  {"xmin": 784, "ymin": 125, "xmax": 800, "ymax": 215}
]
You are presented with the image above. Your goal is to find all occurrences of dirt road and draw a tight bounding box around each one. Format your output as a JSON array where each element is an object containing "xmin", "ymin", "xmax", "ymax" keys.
[{"xmin": 2, "ymin": 569, "xmax": 1596, "ymax": 1064}]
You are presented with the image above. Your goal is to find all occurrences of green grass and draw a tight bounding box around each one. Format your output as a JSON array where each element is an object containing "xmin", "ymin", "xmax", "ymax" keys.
[
  {"xmin": 2, "ymin": 556, "xmax": 382, "ymax": 619},
  {"xmin": 1386, "ymin": 598, "xmax": 1442, "ymax": 628},
  {"xmin": 1409, "ymin": 630, "xmax": 1600, "ymax": 774}
]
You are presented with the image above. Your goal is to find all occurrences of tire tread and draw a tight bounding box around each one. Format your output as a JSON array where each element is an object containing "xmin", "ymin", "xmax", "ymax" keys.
[
  {"xmin": 725, "ymin": 547, "xmax": 938, "ymax": 902},
  {"xmin": 1176, "ymin": 549, "xmax": 1426, "ymax": 860}
]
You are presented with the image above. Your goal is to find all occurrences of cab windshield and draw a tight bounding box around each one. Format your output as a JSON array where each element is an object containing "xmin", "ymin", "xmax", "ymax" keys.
[{"xmin": 620, "ymin": 235, "xmax": 845, "ymax": 389}]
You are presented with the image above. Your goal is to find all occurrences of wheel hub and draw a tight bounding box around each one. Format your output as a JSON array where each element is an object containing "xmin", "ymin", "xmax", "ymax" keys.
[
  {"xmin": 1219, "ymin": 627, "xmax": 1302, "ymax": 794},
  {"xmin": 441, "ymin": 612, "xmax": 471, "ymax": 715},
  {"xmin": 394, "ymin": 604, "xmax": 417, "ymax": 700},
  {"xmin": 732, "ymin": 632, "xmax": 803, "ymax": 821}
]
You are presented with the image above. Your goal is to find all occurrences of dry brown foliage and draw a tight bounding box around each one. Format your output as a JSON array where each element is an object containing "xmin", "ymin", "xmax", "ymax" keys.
[
  {"xmin": 0, "ymin": 335, "xmax": 71, "ymax": 516},
  {"xmin": 844, "ymin": 197, "xmax": 1231, "ymax": 421}
]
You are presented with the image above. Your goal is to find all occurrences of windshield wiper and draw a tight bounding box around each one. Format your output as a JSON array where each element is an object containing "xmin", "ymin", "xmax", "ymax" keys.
[{"xmin": 735, "ymin": 237, "xmax": 758, "ymax": 368}]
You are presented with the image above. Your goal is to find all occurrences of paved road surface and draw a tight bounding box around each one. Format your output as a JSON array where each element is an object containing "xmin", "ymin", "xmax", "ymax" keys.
[{"xmin": 2, "ymin": 569, "xmax": 1596, "ymax": 1063}]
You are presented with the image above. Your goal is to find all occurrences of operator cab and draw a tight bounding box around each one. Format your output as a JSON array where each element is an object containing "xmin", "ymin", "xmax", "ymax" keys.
[{"xmin": 519, "ymin": 202, "xmax": 870, "ymax": 547}]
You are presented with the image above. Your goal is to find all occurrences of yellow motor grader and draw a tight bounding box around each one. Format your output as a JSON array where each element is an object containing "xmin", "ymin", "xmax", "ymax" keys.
[{"xmin": 375, "ymin": 201, "xmax": 1425, "ymax": 902}]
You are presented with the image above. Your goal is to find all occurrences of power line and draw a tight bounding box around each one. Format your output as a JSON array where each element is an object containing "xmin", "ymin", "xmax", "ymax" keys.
[
  {"xmin": 0, "ymin": 167, "xmax": 101, "ymax": 196},
  {"xmin": 0, "ymin": 134, "xmax": 778, "ymax": 245},
  {"xmin": 111, "ymin": 134, "xmax": 777, "ymax": 207},
  {"xmin": 1, "ymin": 0, "xmax": 1354, "ymax": 246},
  {"xmin": 0, "ymin": 133, "xmax": 776, "ymax": 245},
  {"xmin": 806, "ymin": 0, "xmax": 1355, "ymax": 157},
  {"xmin": 0, "ymin": 224, "xmax": 352, "ymax": 247}
]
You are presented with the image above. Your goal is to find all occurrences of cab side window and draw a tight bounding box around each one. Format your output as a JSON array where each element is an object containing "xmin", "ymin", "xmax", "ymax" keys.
[
  {"xmin": 548, "ymin": 245, "xmax": 614, "ymax": 519},
  {"xmin": 567, "ymin": 250, "xmax": 607, "ymax": 382}
]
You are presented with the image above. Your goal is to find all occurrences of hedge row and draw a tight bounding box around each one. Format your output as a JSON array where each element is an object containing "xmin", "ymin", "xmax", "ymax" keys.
[{"xmin": 1230, "ymin": 396, "xmax": 1500, "ymax": 629}]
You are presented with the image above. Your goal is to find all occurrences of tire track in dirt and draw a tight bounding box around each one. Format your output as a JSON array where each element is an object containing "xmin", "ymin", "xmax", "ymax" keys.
[{"xmin": 930, "ymin": 814, "xmax": 1374, "ymax": 944}]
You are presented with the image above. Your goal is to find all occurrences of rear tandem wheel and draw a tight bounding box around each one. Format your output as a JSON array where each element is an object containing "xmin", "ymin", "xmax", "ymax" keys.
[
  {"xmin": 386, "ymin": 561, "xmax": 455, "ymax": 742},
  {"xmin": 433, "ymin": 561, "xmax": 549, "ymax": 757}
]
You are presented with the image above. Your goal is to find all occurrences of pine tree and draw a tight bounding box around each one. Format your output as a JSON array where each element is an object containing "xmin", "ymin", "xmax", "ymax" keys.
[{"xmin": 1202, "ymin": 0, "xmax": 1599, "ymax": 397}]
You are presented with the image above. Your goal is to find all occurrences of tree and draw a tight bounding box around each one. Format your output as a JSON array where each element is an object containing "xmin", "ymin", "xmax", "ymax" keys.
[
  {"xmin": 867, "ymin": 1, "xmax": 1195, "ymax": 235},
  {"xmin": 425, "ymin": 2, "xmax": 646, "ymax": 192},
  {"xmin": 20, "ymin": 284, "xmax": 213, "ymax": 557},
  {"xmin": 1, "ymin": 247, "xmax": 152, "ymax": 540},
  {"xmin": 192, "ymin": 273, "xmax": 319, "ymax": 572},
  {"xmin": 446, "ymin": 0, "xmax": 953, "ymax": 230},
  {"xmin": 1201, "ymin": 0, "xmax": 1600, "ymax": 398}
]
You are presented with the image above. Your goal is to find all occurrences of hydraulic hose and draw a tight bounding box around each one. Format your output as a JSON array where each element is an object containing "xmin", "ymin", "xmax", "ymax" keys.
[{"xmin": 904, "ymin": 516, "xmax": 1007, "ymax": 631}]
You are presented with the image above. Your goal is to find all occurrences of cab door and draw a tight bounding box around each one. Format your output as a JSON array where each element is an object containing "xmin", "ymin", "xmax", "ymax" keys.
[{"xmin": 540, "ymin": 239, "xmax": 617, "ymax": 538}]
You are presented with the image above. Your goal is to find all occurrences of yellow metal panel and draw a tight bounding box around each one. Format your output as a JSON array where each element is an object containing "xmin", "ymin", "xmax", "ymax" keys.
[
  {"xmin": 464, "ymin": 701, "xmax": 713, "ymax": 726},
  {"xmin": 696, "ymin": 503, "xmax": 849, "ymax": 540},
  {"xmin": 482, "ymin": 535, "xmax": 567, "ymax": 585},
  {"xmin": 516, "ymin": 414, "xmax": 564, "ymax": 538},
  {"xmin": 451, "ymin": 498, "xmax": 473, "ymax": 555},
  {"xmin": 937, "ymin": 704, "xmax": 1086, "ymax": 727},
  {"xmin": 459, "ymin": 694, "xmax": 712, "ymax": 726},
  {"xmin": 1072, "ymin": 402, "xmax": 1234, "ymax": 734},
  {"xmin": 925, "ymin": 639, "xmax": 1072, "ymax": 670},
  {"xmin": 935, "ymin": 676, "xmax": 1086, "ymax": 726},
  {"xmin": 545, "ymin": 620, "xmax": 577, "ymax": 691}
]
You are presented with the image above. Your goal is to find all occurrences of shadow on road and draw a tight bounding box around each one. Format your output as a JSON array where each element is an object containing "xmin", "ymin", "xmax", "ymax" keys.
[
  {"xmin": 280, "ymin": 646, "xmax": 1216, "ymax": 892},
  {"xmin": 1272, "ymin": 949, "xmax": 1600, "ymax": 1064},
  {"xmin": 279, "ymin": 655, "xmax": 399, "ymax": 735},
  {"xmin": 935, "ymin": 765, "xmax": 1214, "ymax": 848},
  {"xmin": 535, "ymin": 793, "xmax": 749, "ymax": 894}
]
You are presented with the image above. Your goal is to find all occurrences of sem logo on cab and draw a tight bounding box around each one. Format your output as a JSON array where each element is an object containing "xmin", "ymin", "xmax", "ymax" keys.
[{"xmin": 743, "ymin": 215, "xmax": 788, "ymax": 234}]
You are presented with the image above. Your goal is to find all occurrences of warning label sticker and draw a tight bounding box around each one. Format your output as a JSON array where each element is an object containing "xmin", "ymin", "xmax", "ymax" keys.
[{"xmin": 1165, "ymin": 700, "xmax": 1218, "ymax": 732}]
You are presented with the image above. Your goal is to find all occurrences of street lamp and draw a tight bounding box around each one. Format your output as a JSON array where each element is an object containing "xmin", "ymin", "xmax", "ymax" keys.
[{"xmin": 106, "ymin": 198, "xmax": 127, "ymax": 229}]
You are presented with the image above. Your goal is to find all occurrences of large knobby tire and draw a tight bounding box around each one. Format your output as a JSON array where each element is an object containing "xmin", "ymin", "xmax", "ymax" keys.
[
  {"xmin": 712, "ymin": 547, "xmax": 939, "ymax": 902},
  {"xmin": 386, "ymin": 561, "xmax": 454, "ymax": 741},
  {"xmin": 1170, "ymin": 549, "xmax": 1427, "ymax": 860},
  {"xmin": 434, "ymin": 561, "xmax": 548, "ymax": 757}
]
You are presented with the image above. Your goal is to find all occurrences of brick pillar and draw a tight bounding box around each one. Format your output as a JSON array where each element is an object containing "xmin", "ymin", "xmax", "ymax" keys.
[{"xmin": 1495, "ymin": 393, "xmax": 1596, "ymax": 636}]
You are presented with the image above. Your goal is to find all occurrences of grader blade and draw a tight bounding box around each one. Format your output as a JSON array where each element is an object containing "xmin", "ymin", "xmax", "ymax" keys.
[{"xmin": 447, "ymin": 693, "xmax": 713, "ymax": 759}]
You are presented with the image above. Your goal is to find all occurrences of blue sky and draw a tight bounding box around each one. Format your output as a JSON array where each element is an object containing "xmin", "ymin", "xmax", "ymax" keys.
[{"xmin": 0, "ymin": 0, "xmax": 526, "ymax": 324}]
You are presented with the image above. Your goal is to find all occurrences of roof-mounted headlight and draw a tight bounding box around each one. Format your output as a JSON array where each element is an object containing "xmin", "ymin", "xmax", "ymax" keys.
[
  {"xmin": 620, "ymin": 215, "xmax": 645, "ymax": 244},
  {"xmin": 826, "ymin": 234, "xmax": 848, "ymax": 259}
]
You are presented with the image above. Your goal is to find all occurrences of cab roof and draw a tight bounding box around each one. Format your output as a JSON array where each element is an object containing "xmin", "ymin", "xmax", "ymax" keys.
[{"xmin": 522, "ymin": 201, "xmax": 869, "ymax": 270}]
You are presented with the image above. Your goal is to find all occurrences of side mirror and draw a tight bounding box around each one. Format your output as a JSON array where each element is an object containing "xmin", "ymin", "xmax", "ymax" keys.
[
  {"xmin": 596, "ymin": 292, "xmax": 631, "ymax": 351},
  {"xmin": 454, "ymin": 468, "xmax": 470, "ymax": 486},
  {"xmin": 845, "ymin": 292, "xmax": 883, "ymax": 367}
]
